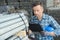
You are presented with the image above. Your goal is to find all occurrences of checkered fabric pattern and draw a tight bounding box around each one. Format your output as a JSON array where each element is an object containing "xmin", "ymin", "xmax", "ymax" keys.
[{"xmin": 30, "ymin": 13, "xmax": 60, "ymax": 40}]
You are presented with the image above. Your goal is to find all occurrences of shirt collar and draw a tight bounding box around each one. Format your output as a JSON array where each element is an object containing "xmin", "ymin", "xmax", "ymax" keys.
[{"xmin": 34, "ymin": 13, "xmax": 46, "ymax": 20}]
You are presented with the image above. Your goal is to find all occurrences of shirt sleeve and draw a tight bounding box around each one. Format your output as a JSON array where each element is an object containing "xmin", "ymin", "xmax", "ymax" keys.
[
  {"xmin": 29, "ymin": 16, "xmax": 34, "ymax": 24},
  {"xmin": 49, "ymin": 16, "xmax": 60, "ymax": 36},
  {"xmin": 29, "ymin": 16, "xmax": 38, "ymax": 24}
]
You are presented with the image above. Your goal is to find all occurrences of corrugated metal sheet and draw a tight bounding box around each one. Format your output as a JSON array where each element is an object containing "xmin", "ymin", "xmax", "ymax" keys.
[{"xmin": 0, "ymin": 13, "xmax": 29, "ymax": 40}]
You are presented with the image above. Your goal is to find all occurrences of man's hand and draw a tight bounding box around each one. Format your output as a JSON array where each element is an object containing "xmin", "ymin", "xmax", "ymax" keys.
[
  {"xmin": 40, "ymin": 31, "xmax": 56, "ymax": 36},
  {"xmin": 48, "ymin": 32, "xmax": 56, "ymax": 36}
]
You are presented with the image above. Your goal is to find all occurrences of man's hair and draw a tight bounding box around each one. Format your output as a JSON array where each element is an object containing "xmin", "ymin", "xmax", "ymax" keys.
[{"xmin": 32, "ymin": 1, "xmax": 43, "ymax": 8}]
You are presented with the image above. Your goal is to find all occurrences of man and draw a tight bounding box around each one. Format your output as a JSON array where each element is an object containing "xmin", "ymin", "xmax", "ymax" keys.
[{"xmin": 29, "ymin": 1, "xmax": 60, "ymax": 40}]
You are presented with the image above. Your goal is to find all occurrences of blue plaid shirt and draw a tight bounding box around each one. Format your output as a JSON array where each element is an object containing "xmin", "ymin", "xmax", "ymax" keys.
[{"xmin": 30, "ymin": 13, "xmax": 60, "ymax": 40}]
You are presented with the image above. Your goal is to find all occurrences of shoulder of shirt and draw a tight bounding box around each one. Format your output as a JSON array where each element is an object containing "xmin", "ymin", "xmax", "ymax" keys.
[{"xmin": 43, "ymin": 13, "xmax": 53, "ymax": 19}]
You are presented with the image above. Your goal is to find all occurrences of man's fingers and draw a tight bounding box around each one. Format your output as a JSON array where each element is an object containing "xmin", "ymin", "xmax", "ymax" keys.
[{"xmin": 49, "ymin": 32, "xmax": 55, "ymax": 36}]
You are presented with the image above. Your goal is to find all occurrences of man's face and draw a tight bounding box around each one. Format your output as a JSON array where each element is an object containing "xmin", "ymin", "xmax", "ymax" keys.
[{"xmin": 32, "ymin": 5, "xmax": 44, "ymax": 16}]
